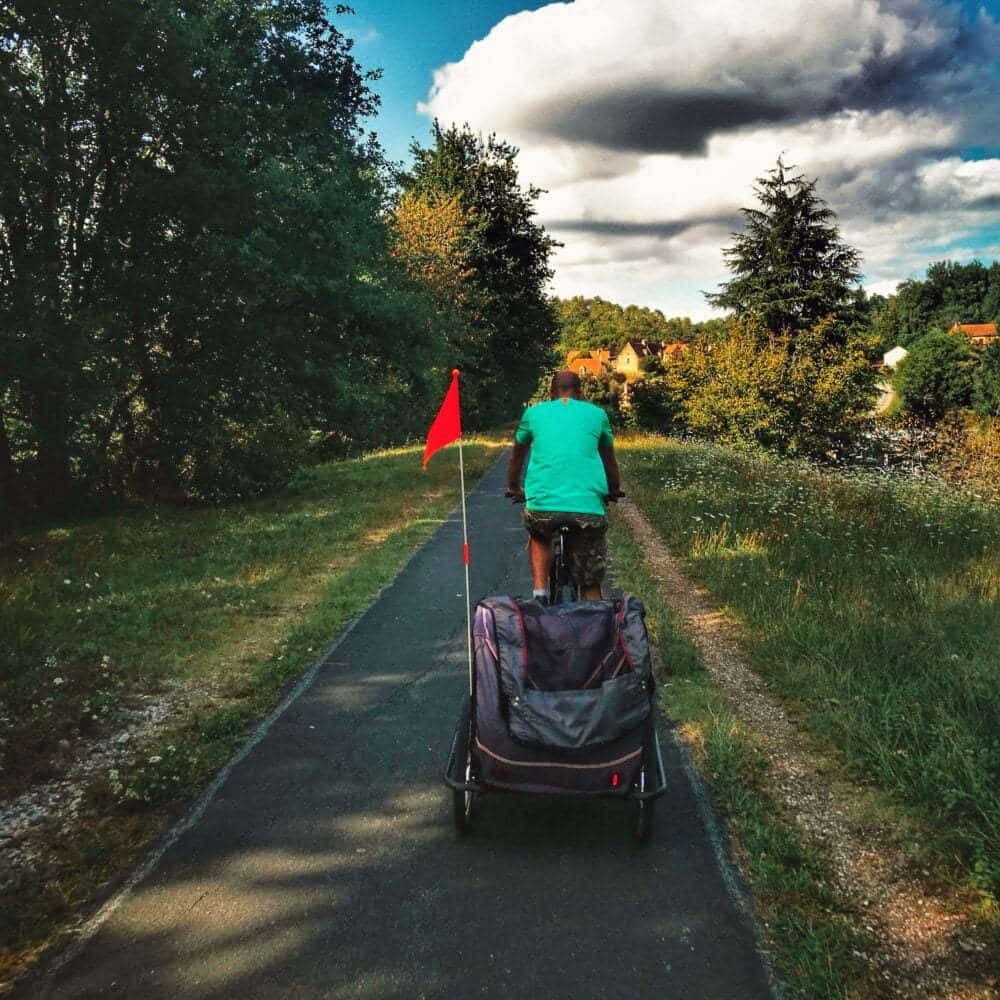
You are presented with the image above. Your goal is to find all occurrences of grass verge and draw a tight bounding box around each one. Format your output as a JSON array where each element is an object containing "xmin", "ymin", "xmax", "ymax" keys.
[
  {"xmin": 614, "ymin": 435, "xmax": 1000, "ymax": 910},
  {"xmin": 0, "ymin": 436, "xmax": 504, "ymax": 984},
  {"xmin": 609, "ymin": 518, "xmax": 870, "ymax": 999}
]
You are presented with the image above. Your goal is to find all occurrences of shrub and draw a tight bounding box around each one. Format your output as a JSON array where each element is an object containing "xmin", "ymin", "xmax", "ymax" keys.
[
  {"xmin": 896, "ymin": 331, "xmax": 977, "ymax": 421},
  {"xmin": 629, "ymin": 360, "xmax": 690, "ymax": 434},
  {"xmin": 972, "ymin": 339, "xmax": 1000, "ymax": 418},
  {"xmin": 682, "ymin": 319, "xmax": 875, "ymax": 458},
  {"xmin": 580, "ymin": 370, "xmax": 629, "ymax": 426}
]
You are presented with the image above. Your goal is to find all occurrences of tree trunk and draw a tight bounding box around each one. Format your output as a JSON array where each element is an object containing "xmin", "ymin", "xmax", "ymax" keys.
[
  {"xmin": 0, "ymin": 404, "xmax": 20, "ymax": 538},
  {"xmin": 27, "ymin": 385, "xmax": 74, "ymax": 514}
]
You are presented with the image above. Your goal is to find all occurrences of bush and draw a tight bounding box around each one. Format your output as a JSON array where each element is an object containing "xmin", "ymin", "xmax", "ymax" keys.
[
  {"xmin": 682, "ymin": 319, "xmax": 875, "ymax": 458},
  {"xmin": 972, "ymin": 339, "xmax": 1000, "ymax": 418},
  {"xmin": 629, "ymin": 362, "xmax": 690, "ymax": 434},
  {"xmin": 580, "ymin": 370, "xmax": 629, "ymax": 426},
  {"xmin": 926, "ymin": 414, "xmax": 1000, "ymax": 501},
  {"xmin": 179, "ymin": 410, "xmax": 314, "ymax": 503},
  {"xmin": 896, "ymin": 331, "xmax": 977, "ymax": 421}
]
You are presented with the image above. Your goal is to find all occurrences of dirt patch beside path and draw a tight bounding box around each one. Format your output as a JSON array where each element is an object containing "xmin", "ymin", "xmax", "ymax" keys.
[{"xmin": 616, "ymin": 499, "xmax": 996, "ymax": 1000}]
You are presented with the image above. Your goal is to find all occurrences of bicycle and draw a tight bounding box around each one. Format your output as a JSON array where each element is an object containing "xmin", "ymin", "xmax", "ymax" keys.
[{"xmin": 504, "ymin": 490, "xmax": 624, "ymax": 605}]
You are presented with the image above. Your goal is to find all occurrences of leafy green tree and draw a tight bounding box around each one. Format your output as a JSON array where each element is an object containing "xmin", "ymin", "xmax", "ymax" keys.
[
  {"xmin": 580, "ymin": 371, "xmax": 627, "ymax": 426},
  {"xmin": 630, "ymin": 360, "xmax": 691, "ymax": 435},
  {"xmin": 1, "ymin": 0, "xmax": 446, "ymax": 525},
  {"xmin": 683, "ymin": 319, "xmax": 875, "ymax": 457},
  {"xmin": 894, "ymin": 260, "xmax": 997, "ymax": 344},
  {"xmin": 405, "ymin": 123, "xmax": 559, "ymax": 424},
  {"xmin": 972, "ymin": 340, "xmax": 1000, "ymax": 418},
  {"xmin": 706, "ymin": 158, "xmax": 861, "ymax": 341},
  {"xmin": 896, "ymin": 332, "xmax": 977, "ymax": 421}
]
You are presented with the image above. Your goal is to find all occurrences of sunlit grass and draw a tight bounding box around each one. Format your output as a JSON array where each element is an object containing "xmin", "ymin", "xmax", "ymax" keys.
[{"xmin": 616, "ymin": 434, "xmax": 1000, "ymax": 900}]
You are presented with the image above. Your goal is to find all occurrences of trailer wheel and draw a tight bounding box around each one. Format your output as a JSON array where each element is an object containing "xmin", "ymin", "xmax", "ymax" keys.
[
  {"xmin": 452, "ymin": 696, "xmax": 477, "ymax": 834},
  {"xmin": 632, "ymin": 727, "xmax": 658, "ymax": 843},
  {"xmin": 632, "ymin": 791, "xmax": 655, "ymax": 843}
]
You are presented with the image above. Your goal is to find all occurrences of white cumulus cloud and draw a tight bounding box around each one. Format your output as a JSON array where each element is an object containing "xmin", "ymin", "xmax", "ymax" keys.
[{"xmin": 420, "ymin": 0, "xmax": 1000, "ymax": 318}]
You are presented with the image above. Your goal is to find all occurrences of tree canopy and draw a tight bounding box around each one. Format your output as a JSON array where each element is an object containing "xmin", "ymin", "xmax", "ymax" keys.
[
  {"xmin": 872, "ymin": 260, "xmax": 1000, "ymax": 348},
  {"xmin": 706, "ymin": 158, "xmax": 862, "ymax": 340},
  {"xmin": 0, "ymin": 9, "xmax": 560, "ymax": 530},
  {"xmin": 895, "ymin": 332, "xmax": 977, "ymax": 421},
  {"xmin": 403, "ymin": 123, "xmax": 559, "ymax": 424},
  {"xmin": 553, "ymin": 296, "xmax": 715, "ymax": 356}
]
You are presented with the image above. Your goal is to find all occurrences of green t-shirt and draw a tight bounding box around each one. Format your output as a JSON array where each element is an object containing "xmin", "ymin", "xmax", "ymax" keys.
[{"xmin": 514, "ymin": 398, "xmax": 613, "ymax": 515}]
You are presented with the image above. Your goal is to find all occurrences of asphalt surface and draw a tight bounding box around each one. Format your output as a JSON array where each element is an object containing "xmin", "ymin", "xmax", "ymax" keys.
[{"xmin": 35, "ymin": 454, "xmax": 774, "ymax": 1000}]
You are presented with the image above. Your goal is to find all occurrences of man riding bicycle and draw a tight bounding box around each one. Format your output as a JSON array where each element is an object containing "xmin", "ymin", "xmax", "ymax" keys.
[{"xmin": 506, "ymin": 371, "xmax": 623, "ymax": 601}]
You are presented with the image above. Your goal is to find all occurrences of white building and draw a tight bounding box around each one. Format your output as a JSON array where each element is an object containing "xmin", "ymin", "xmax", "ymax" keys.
[{"xmin": 883, "ymin": 346, "xmax": 908, "ymax": 369}]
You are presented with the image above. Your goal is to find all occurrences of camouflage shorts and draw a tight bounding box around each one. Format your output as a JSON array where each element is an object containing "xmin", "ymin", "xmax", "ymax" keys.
[{"xmin": 522, "ymin": 509, "xmax": 608, "ymax": 588}]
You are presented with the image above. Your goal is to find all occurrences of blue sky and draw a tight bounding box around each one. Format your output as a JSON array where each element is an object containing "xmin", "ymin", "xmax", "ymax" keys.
[
  {"xmin": 341, "ymin": 1, "xmax": 552, "ymax": 163},
  {"xmin": 337, "ymin": 1, "xmax": 1000, "ymax": 317}
]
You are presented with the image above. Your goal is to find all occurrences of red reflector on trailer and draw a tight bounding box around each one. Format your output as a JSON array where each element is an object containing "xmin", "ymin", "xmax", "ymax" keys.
[{"xmin": 611, "ymin": 772, "xmax": 620, "ymax": 787}]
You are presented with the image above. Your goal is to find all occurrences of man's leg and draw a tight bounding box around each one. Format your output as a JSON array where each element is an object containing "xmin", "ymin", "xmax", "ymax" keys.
[
  {"xmin": 529, "ymin": 535, "xmax": 552, "ymax": 592},
  {"xmin": 522, "ymin": 509, "xmax": 554, "ymax": 596}
]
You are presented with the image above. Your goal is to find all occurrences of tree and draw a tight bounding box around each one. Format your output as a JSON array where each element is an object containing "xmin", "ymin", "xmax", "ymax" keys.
[
  {"xmin": 889, "ymin": 260, "xmax": 1000, "ymax": 346},
  {"xmin": 630, "ymin": 358, "xmax": 691, "ymax": 435},
  {"xmin": 405, "ymin": 123, "xmax": 559, "ymax": 424},
  {"xmin": 896, "ymin": 332, "xmax": 977, "ymax": 421},
  {"xmin": 392, "ymin": 191, "xmax": 476, "ymax": 310},
  {"xmin": 972, "ymin": 339, "xmax": 1000, "ymax": 418},
  {"xmin": 552, "ymin": 296, "xmax": 693, "ymax": 357},
  {"xmin": 706, "ymin": 158, "xmax": 861, "ymax": 340},
  {"xmin": 1, "ymin": 0, "xmax": 446, "ymax": 523},
  {"xmin": 682, "ymin": 319, "xmax": 875, "ymax": 457},
  {"xmin": 580, "ymin": 371, "xmax": 627, "ymax": 426}
]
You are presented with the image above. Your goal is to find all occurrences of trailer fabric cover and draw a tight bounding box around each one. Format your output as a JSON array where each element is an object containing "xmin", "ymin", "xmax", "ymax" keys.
[
  {"xmin": 471, "ymin": 600, "xmax": 649, "ymax": 796},
  {"xmin": 477, "ymin": 596, "xmax": 653, "ymax": 752}
]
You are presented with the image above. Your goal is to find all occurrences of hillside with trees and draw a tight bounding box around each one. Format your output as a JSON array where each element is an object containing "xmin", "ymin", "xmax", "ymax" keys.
[
  {"xmin": 872, "ymin": 260, "xmax": 1000, "ymax": 350},
  {"xmin": 553, "ymin": 297, "xmax": 723, "ymax": 356}
]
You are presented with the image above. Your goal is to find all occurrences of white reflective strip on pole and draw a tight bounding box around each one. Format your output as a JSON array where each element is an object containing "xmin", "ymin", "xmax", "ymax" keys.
[{"xmin": 458, "ymin": 437, "xmax": 473, "ymax": 696}]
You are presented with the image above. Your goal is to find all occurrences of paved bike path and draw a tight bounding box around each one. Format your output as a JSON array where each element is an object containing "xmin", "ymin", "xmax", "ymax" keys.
[{"xmin": 36, "ymin": 454, "xmax": 774, "ymax": 999}]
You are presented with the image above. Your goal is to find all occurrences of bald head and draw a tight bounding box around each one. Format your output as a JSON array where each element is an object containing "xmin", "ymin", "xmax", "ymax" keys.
[{"xmin": 550, "ymin": 370, "xmax": 582, "ymax": 399}]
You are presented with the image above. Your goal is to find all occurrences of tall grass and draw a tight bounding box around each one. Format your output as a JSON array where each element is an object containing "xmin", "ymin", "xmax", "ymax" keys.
[{"xmin": 618, "ymin": 436, "xmax": 1000, "ymax": 896}]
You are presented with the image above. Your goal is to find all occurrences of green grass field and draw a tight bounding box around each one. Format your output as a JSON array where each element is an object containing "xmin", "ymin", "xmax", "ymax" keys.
[
  {"xmin": 0, "ymin": 437, "xmax": 504, "ymax": 978},
  {"xmin": 615, "ymin": 436, "xmax": 1000, "ymax": 902}
]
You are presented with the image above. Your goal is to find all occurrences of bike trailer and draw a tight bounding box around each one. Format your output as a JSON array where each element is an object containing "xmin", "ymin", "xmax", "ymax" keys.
[{"xmin": 445, "ymin": 595, "xmax": 667, "ymax": 838}]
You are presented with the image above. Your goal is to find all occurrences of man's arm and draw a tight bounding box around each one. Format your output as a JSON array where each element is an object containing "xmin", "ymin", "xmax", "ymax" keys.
[
  {"xmin": 599, "ymin": 441, "xmax": 623, "ymax": 498},
  {"xmin": 507, "ymin": 441, "xmax": 529, "ymax": 497}
]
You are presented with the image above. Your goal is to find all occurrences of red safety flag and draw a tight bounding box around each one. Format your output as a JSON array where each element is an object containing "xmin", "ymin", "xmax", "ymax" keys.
[{"xmin": 422, "ymin": 369, "xmax": 462, "ymax": 469}]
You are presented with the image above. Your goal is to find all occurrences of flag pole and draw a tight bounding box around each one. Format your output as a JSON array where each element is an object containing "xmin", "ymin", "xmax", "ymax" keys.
[
  {"xmin": 422, "ymin": 367, "xmax": 472, "ymax": 695},
  {"xmin": 458, "ymin": 432, "xmax": 473, "ymax": 696}
]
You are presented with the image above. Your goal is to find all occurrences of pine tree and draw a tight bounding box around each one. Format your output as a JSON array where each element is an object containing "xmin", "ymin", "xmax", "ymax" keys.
[{"xmin": 706, "ymin": 158, "xmax": 861, "ymax": 340}]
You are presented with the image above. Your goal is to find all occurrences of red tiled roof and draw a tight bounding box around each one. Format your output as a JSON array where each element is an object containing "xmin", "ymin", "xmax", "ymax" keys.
[
  {"xmin": 949, "ymin": 323, "xmax": 997, "ymax": 337},
  {"xmin": 574, "ymin": 357, "xmax": 605, "ymax": 376}
]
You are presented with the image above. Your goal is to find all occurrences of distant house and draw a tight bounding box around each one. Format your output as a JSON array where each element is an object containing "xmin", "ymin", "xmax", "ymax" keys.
[
  {"xmin": 615, "ymin": 339, "xmax": 663, "ymax": 376},
  {"xmin": 883, "ymin": 345, "xmax": 908, "ymax": 369},
  {"xmin": 662, "ymin": 341, "xmax": 690, "ymax": 359},
  {"xmin": 949, "ymin": 322, "xmax": 997, "ymax": 348},
  {"xmin": 567, "ymin": 348, "xmax": 611, "ymax": 377}
]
